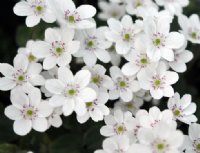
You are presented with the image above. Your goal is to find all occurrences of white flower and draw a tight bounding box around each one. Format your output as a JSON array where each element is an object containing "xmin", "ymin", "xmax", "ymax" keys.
[
  {"xmin": 136, "ymin": 106, "xmax": 176, "ymax": 129},
  {"xmin": 100, "ymin": 109, "xmax": 134, "ymax": 137},
  {"xmin": 125, "ymin": 0, "xmax": 157, "ymax": 16},
  {"xmin": 109, "ymin": 66, "xmax": 140, "ymax": 102},
  {"xmin": 107, "ymin": 45, "xmax": 122, "ymax": 66},
  {"xmin": 114, "ymin": 95, "xmax": 144, "ymax": 116},
  {"xmin": 48, "ymin": 107, "xmax": 63, "ymax": 128},
  {"xmin": 155, "ymin": 0, "xmax": 189, "ymax": 15},
  {"xmin": 185, "ymin": 123, "xmax": 200, "ymax": 153},
  {"xmin": 95, "ymin": 135, "xmax": 130, "ymax": 153},
  {"xmin": 128, "ymin": 122, "xmax": 184, "ymax": 153},
  {"xmin": 122, "ymin": 37, "xmax": 158, "ymax": 77},
  {"xmin": 98, "ymin": 1, "xmax": 125, "ymax": 20},
  {"xmin": 82, "ymin": 64, "xmax": 114, "ymax": 90},
  {"xmin": 169, "ymin": 41, "xmax": 193, "ymax": 73},
  {"xmin": 32, "ymin": 27, "xmax": 80, "ymax": 70},
  {"xmin": 105, "ymin": 15, "xmax": 141, "ymax": 55},
  {"xmin": 74, "ymin": 27, "xmax": 111, "ymax": 66},
  {"xmin": 77, "ymin": 85, "xmax": 110, "ymax": 123},
  {"xmin": 4, "ymin": 88, "xmax": 53, "ymax": 136},
  {"xmin": 144, "ymin": 17, "xmax": 185, "ymax": 62},
  {"xmin": 45, "ymin": 67, "xmax": 96, "ymax": 117},
  {"xmin": 167, "ymin": 93, "xmax": 197, "ymax": 124},
  {"xmin": 0, "ymin": 54, "xmax": 45, "ymax": 92},
  {"xmin": 18, "ymin": 40, "xmax": 38, "ymax": 63},
  {"xmin": 138, "ymin": 62, "xmax": 179, "ymax": 99},
  {"xmin": 13, "ymin": 0, "xmax": 56, "ymax": 27},
  {"xmin": 178, "ymin": 14, "xmax": 200, "ymax": 44},
  {"xmin": 51, "ymin": 0, "xmax": 96, "ymax": 29}
]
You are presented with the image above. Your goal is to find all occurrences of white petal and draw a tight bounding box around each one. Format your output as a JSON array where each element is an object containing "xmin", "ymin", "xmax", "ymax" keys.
[
  {"xmin": 29, "ymin": 88, "xmax": 41, "ymax": 106},
  {"xmin": 95, "ymin": 49, "xmax": 111, "ymax": 63},
  {"xmin": 183, "ymin": 103, "xmax": 197, "ymax": 115},
  {"xmin": 165, "ymin": 32, "xmax": 185, "ymax": 49},
  {"xmin": 49, "ymin": 95, "xmax": 66, "ymax": 107},
  {"xmin": 107, "ymin": 18, "xmax": 122, "ymax": 33},
  {"xmin": 169, "ymin": 62, "xmax": 186, "ymax": 73},
  {"xmin": 67, "ymin": 41, "xmax": 80, "ymax": 54},
  {"xmin": 58, "ymin": 67, "xmax": 74, "ymax": 84},
  {"xmin": 74, "ymin": 20, "xmax": 96, "ymax": 29},
  {"xmin": 74, "ymin": 98, "xmax": 87, "ymax": 116},
  {"xmin": 14, "ymin": 119, "xmax": 32, "ymax": 136},
  {"xmin": 74, "ymin": 70, "xmax": 91, "ymax": 88},
  {"xmin": 150, "ymin": 88, "xmax": 163, "ymax": 99},
  {"xmin": 4, "ymin": 105, "xmax": 22, "ymax": 120},
  {"xmin": 83, "ymin": 53, "xmax": 97, "ymax": 66},
  {"xmin": 11, "ymin": 90, "xmax": 29, "ymax": 109},
  {"xmin": 42, "ymin": 10, "xmax": 56, "ymax": 23},
  {"xmin": 165, "ymin": 71, "xmax": 179, "ymax": 85},
  {"xmin": 163, "ymin": 86, "xmax": 174, "ymax": 97},
  {"xmin": 13, "ymin": 1, "xmax": 33, "ymax": 16},
  {"xmin": 43, "ymin": 56, "xmax": 57, "ymax": 70},
  {"xmin": 179, "ymin": 50, "xmax": 193, "ymax": 63},
  {"xmin": 189, "ymin": 123, "xmax": 200, "ymax": 140},
  {"xmin": 32, "ymin": 117, "xmax": 48, "ymax": 132},
  {"xmin": 181, "ymin": 94, "xmax": 191, "ymax": 109},
  {"xmin": 79, "ymin": 87, "xmax": 96, "ymax": 101},
  {"xmin": 57, "ymin": 53, "xmax": 71, "ymax": 66},
  {"xmin": 45, "ymin": 79, "xmax": 65, "ymax": 94},
  {"xmin": 32, "ymin": 41, "xmax": 50, "ymax": 58},
  {"xmin": 0, "ymin": 77, "xmax": 16, "ymax": 91},
  {"xmin": 25, "ymin": 15, "xmax": 40, "ymax": 27},
  {"xmin": 49, "ymin": 116, "xmax": 62, "ymax": 128},
  {"xmin": 45, "ymin": 28, "xmax": 61, "ymax": 43},
  {"xmin": 100, "ymin": 126, "xmax": 115, "ymax": 137},
  {"xmin": 76, "ymin": 5, "xmax": 96, "ymax": 19},
  {"xmin": 14, "ymin": 54, "xmax": 29, "ymax": 72},
  {"xmin": 62, "ymin": 99, "xmax": 75, "ymax": 116},
  {"xmin": 0, "ymin": 64, "xmax": 15, "ymax": 77},
  {"xmin": 120, "ymin": 89, "xmax": 133, "ymax": 102},
  {"xmin": 121, "ymin": 15, "xmax": 133, "ymax": 29},
  {"xmin": 27, "ymin": 63, "xmax": 42, "ymax": 75},
  {"xmin": 161, "ymin": 48, "xmax": 174, "ymax": 61},
  {"xmin": 30, "ymin": 75, "xmax": 45, "ymax": 86},
  {"xmin": 109, "ymin": 89, "xmax": 119, "ymax": 100},
  {"xmin": 122, "ymin": 63, "xmax": 140, "ymax": 76},
  {"xmin": 37, "ymin": 101, "xmax": 53, "ymax": 117}
]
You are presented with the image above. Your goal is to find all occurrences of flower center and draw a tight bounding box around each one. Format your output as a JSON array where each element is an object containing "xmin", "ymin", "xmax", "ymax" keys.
[
  {"xmin": 28, "ymin": 53, "xmax": 36, "ymax": 62},
  {"xmin": 154, "ymin": 79, "xmax": 161, "ymax": 87},
  {"xmin": 68, "ymin": 15, "xmax": 75, "ymax": 23},
  {"xmin": 140, "ymin": 58, "xmax": 148, "ymax": 64},
  {"xmin": 173, "ymin": 109, "xmax": 181, "ymax": 117},
  {"xmin": 67, "ymin": 89, "xmax": 76, "ymax": 96},
  {"xmin": 196, "ymin": 143, "xmax": 200, "ymax": 150},
  {"xmin": 35, "ymin": 5, "xmax": 43, "ymax": 12},
  {"xmin": 124, "ymin": 33, "xmax": 130, "ymax": 41},
  {"xmin": 119, "ymin": 81, "xmax": 126, "ymax": 87},
  {"xmin": 91, "ymin": 75, "xmax": 100, "ymax": 84},
  {"xmin": 86, "ymin": 102, "xmax": 93, "ymax": 108},
  {"xmin": 18, "ymin": 75, "xmax": 24, "ymax": 81},
  {"xmin": 156, "ymin": 143, "xmax": 165, "ymax": 150},
  {"xmin": 191, "ymin": 32, "xmax": 197, "ymax": 39},
  {"xmin": 153, "ymin": 38, "xmax": 161, "ymax": 46},
  {"xmin": 26, "ymin": 109, "xmax": 33, "ymax": 116},
  {"xmin": 55, "ymin": 47, "xmax": 62, "ymax": 54},
  {"xmin": 87, "ymin": 40, "xmax": 94, "ymax": 48},
  {"xmin": 126, "ymin": 102, "xmax": 134, "ymax": 109}
]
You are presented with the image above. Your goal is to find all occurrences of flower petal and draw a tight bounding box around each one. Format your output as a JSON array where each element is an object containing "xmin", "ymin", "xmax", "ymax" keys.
[{"xmin": 14, "ymin": 119, "xmax": 32, "ymax": 136}]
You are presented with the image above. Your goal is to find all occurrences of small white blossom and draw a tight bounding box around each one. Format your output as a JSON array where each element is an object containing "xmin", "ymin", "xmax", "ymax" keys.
[
  {"xmin": 0, "ymin": 54, "xmax": 45, "ymax": 92},
  {"xmin": 109, "ymin": 66, "xmax": 140, "ymax": 102},
  {"xmin": 45, "ymin": 67, "xmax": 96, "ymax": 116},
  {"xmin": 98, "ymin": 1, "xmax": 125, "ymax": 20},
  {"xmin": 48, "ymin": 107, "xmax": 63, "ymax": 128},
  {"xmin": 51, "ymin": 0, "xmax": 96, "ymax": 29},
  {"xmin": 105, "ymin": 15, "xmax": 141, "ymax": 55},
  {"xmin": 74, "ymin": 27, "xmax": 111, "ymax": 66},
  {"xmin": 168, "ymin": 92, "xmax": 197, "ymax": 124},
  {"xmin": 4, "ymin": 88, "xmax": 53, "ymax": 135},
  {"xmin": 13, "ymin": 0, "xmax": 56, "ymax": 27},
  {"xmin": 138, "ymin": 62, "xmax": 179, "ymax": 99},
  {"xmin": 178, "ymin": 14, "xmax": 200, "ymax": 44},
  {"xmin": 77, "ymin": 85, "xmax": 110, "ymax": 123},
  {"xmin": 32, "ymin": 27, "xmax": 80, "ymax": 70}
]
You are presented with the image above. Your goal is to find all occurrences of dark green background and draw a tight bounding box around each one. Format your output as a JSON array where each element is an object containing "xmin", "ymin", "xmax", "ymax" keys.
[{"xmin": 0, "ymin": 0, "xmax": 200, "ymax": 152}]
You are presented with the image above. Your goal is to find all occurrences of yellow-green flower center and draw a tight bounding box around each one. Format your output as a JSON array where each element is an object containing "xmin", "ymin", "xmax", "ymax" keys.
[
  {"xmin": 153, "ymin": 38, "xmax": 161, "ymax": 46},
  {"xmin": 86, "ymin": 102, "xmax": 93, "ymax": 108},
  {"xmin": 124, "ymin": 33, "xmax": 130, "ymax": 41},
  {"xmin": 140, "ymin": 58, "xmax": 148, "ymax": 64},
  {"xmin": 18, "ymin": 75, "xmax": 24, "ymax": 81},
  {"xmin": 68, "ymin": 16, "xmax": 75, "ymax": 23},
  {"xmin": 191, "ymin": 32, "xmax": 197, "ymax": 39},
  {"xmin": 117, "ymin": 125, "xmax": 125, "ymax": 132},
  {"xmin": 92, "ymin": 76, "xmax": 100, "ymax": 84},
  {"xmin": 119, "ymin": 81, "xmax": 126, "ymax": 87},
  {"xmin": 26, "ymin": 109, "xmax": 33, "ymax": 116},
  {"xmin": 173, "ymin": 109, "xmax": 181, "ymax": 117},
  {"xmin": 154, "ymin": 79, "xmax": 161, "ymax": 87},
  {"xmin": 157, "ymin": 143, "xmax": 164, "ymax": 150},
  {"xmin": 36, "ymin": 6, "xmax": 43, "ymax": 12},
  {"xmin": 68, "ymin": 89, "xmax": 76, "ymax": 96},
  {"xmin": 126, "ymin": 102, "xmax": 134, "ymax": 109},
  {"xmin": 56, "ymin": 47, "xmax": 62, "ymax": 54},
  {"xmin": 87, "ymin": 40, "xmax": 94, "ymax": 48},
  {"xmin": 196, "ymin": 143, "xmax": 200, "ymax": 150},
  {"xmin": 28, "ymin": 53, "xmax": 36, "ymax": 62}
]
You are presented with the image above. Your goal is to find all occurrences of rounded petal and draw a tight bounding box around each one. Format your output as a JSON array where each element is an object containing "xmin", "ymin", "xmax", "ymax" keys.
[
  {"xmin": 14, "ymin": 54, "xmax": 29, "ymax": 72},
  {"xmin": 74, "ymin": 98, "xmax": 87, "ymax": 116},
  {"xmin": 165, "ymin": 71, "xmax": 179, "ymax": 85},
  {"xmin": 42, "ymin": 10, "xmax": 56, "ymax": 23},
  {"xmin": 0, "ymin": 64, "xmax": 15, "ymax": 77},
  {"xmin": 49, "ymin": 95, "xmax": 65, "ymax": 107},
  {"xmin": 13, "ymin": 1, "xmax": 33, "ymax": 16},
  {"xmin": 95, "ymin": 49, "xmax": 111, "ymax": 63},
  {"xmin": 14, "ymin": 119, "xmax": 32, "ymax": 136},
  {"xmin": 165, "ymin": 32, "xmax": 185, "ymax": 49},
  {"xmin": 57, "ymin": 53, "xmax": 71, "ymax": 66},
  {"xmin": 37, "ymin": 101, "xmax": 53, "ymax": 117},
  {"xmin": 45, "ymin": 79, "xmax": 65, "ymax": 94},
  {"xmin": 79, "ymin": 87, "xmax": 96, "ymax": 102},
  {"xmin": 62, "ymin": 99, "xmax": 75, "ymax": 116},
  {"xmin": 161, "ymin": 48, "xmax": 174, "ymax": 61},
  {"xmin": 32, "ymin": 41, "xmax": 50, "ymax": 58},
  {"xmin": 100, "ymin": 126, "xmax": 115, "ymax": 137},
  {"xmin": 58, "ymin": 67, "xmax": 74, "ymax": 84},
  {"xmin": 11, "ymin": 90, "xmax": 29, "ymax": 109},
  {"xmin": 0, "ymin": 77, "xmax": 16, "ymax": 91},
  {"xmin": 122, "ymin": 63, "xmax": 140, "ymax": 76},
  {"xmin": 76, "ymin": 5, "xmax": 96, "ymax": 19},
  {"xmin": 120, "ymin": 89, "xmax": 133, "ymax": 102},
  {"xmin": 43, "ymin": 56, "xmax": 57, "ymax": 70},
  {"xmin": 74, "ymin": 70, "xmax": 91, "ymax": 88},
  {"xmin": 4, "ymin": 105, "xmax": 22, "ymax": 120},
  {"xmin": 83, "ymin": 53, "xmax": 97, "ymax": 66},
  {"xmin": 150, "ymin": 88, "xmax": 163, "ymax": 99},
  {"xmin": 29, "ymin": 88, "xmax": 41, "ymax": 106},
  {"xmin": 25, "ymin": 15, "xmax": 40, "ymax": 27},
  {"xmin": 32, "ymin": 117, "xmax": 48, "ymax": 132}
]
